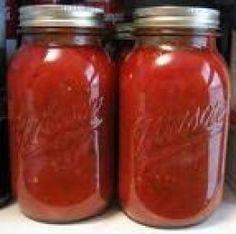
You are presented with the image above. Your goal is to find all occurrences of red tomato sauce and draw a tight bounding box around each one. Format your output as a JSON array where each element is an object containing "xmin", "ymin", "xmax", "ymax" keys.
[
  {"xmin": 8, "ymin": 43, "xmax": 114, "ymax": 222},
  {"xmin": 120, "ymin": 44, "xmax": 230, "ymax": 226}
]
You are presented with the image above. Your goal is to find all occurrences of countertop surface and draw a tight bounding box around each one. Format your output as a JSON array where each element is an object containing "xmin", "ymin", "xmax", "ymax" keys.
[{"xmin": 0, "ymin": 187, "xmax": 236, "ymax": 234}]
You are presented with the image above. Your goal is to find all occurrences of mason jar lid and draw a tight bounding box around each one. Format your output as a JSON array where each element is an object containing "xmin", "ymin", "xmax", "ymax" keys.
[
  {"xmin": 19, "ymin": 5, "xmax": 105, "ymax": 28},
  {"xmin": 134, "ymin": 6, "xmax": 219, "ymax": 29}
]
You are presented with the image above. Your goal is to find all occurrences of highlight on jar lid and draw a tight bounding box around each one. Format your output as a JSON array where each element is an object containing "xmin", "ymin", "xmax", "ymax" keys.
[
  {"xmin": 134, "ymin": 6, "xmax": 220, "ymax": 29},
  {"xmin": 19, "ymin": 5, "xmax": 105, "ymax": 28}
]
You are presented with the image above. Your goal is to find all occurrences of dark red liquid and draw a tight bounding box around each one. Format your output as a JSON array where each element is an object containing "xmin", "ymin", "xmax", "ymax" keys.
[
  {"xmin": 119, "ymin": 39, "xmax": 230, "ymax": 227},
  {"xmin": 8, "ymin": 42, "xmax": 114, "ymax": 222}
]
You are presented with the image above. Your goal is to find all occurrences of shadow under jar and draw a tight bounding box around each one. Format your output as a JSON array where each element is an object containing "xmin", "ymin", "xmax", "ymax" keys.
[
  {"xmin": 8, "ymin": 5, "xmax": 114, "ymax": 223},
  {"xmin": 119, "ymin": 6, "xmax": 230, "ymax": 227}
]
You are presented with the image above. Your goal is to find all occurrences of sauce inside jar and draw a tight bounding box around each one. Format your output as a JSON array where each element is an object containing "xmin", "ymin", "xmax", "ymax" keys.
[
  {"xmin": 8, "ymin": 6, "xmax": 114, "ymax": 223},
  {"xmin": 119, "ymin": 6, "xmax": 230, "ymax": 227}
]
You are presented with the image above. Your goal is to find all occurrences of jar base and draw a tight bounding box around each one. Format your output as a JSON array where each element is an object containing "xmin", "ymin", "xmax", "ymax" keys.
[
  {"xmin": 121, "ymin": 206, "xmax": 217, "ymax": 228},
  {"xmin": 19, "ymin": 203, "xmax": 111, "ymax": 224}
]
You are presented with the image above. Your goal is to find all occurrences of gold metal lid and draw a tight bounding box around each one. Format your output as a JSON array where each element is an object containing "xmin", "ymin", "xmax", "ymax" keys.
[
  {"xmin": 19, "ymin": 5, "xmax": 104, "ymax": 28},
  {"xmin": 134, "ymin": 6, "xmax": 219, "ymax": 29}
]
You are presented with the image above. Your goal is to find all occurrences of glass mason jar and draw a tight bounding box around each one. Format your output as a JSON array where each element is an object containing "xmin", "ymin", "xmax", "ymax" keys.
[
  {"xmin": 119, "ymin": 7, "xmax": 230, "ymax": 227},
  {"xmin": 8, "ymin": 5, "xmax": 114, "ymax": 223},
  {"xmin": 0, "ymin": 4, "xmax": 11, "ymax": 206}
]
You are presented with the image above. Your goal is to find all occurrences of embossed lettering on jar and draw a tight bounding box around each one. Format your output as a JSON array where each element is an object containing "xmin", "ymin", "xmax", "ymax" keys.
[
  {"xmin": 8, "ymin": 5, "xmax": 114, "ymax": 223},
  {"xmin": 119, "ymin": 7, "xmax": 230, "ymax": 227}
]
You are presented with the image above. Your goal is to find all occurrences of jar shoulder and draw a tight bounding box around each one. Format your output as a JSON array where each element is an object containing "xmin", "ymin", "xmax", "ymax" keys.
[
  {"xmin": 121, "ymin": 46, "xmax": 230, "ymax": 95},
  {"xmin": 122, "ymin": 46, "xmax": 229, "ymax": 78},
  {"xmin": 8, "ymin": 44, "xmax": 112, "ymax": 74}
]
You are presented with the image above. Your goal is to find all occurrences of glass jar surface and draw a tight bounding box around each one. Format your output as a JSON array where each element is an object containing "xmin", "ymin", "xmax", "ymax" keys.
[
  {"xmin": 119, "ymin": 7, "xmax": 230, "ymax": 228},
  {"xmin": 8, "ymin": 5, "xmax": 114, "ymax": 223}
]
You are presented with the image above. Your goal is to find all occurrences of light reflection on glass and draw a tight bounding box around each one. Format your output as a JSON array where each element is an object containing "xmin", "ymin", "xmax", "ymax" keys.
[
  {"xmin": 207, "ymin": 71, "xmax": 225, "ymax": 200},
  {"xmin": 155, "ymin": 53, "xmax": 172, "ymax": 67},
  {"xmin": 44, "ymin": 48, "xmax": 61, "ymax": 63}
]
